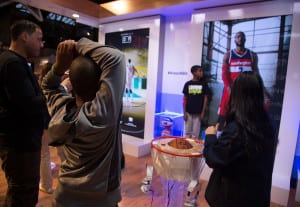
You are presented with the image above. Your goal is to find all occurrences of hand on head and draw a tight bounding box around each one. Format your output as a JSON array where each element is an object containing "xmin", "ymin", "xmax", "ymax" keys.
[{"xmin": 55, "ymin": 40, "xmax": 76, "ymax": 75}]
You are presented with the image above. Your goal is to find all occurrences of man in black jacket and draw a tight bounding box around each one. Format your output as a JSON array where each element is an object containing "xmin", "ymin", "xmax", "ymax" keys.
[{"xmin": 0, "ymin": 20, "xmax": 48, "ymax": 207}]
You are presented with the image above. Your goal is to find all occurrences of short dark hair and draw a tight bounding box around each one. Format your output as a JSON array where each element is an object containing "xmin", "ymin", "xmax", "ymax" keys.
[
  {"xmin": 69, "ymin": 56, "xmax": 101, "ymax": 102},
  {"xmin": 190, "ymin": 65, "xmax": 202, "ymax": 74},
  {"xmin": 10, "ymin": 20, "xmax": 41, "ymax": 41}
]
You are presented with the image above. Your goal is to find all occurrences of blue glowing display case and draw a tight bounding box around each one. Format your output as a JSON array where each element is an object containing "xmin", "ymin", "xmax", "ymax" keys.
[{"xmin": 154, "ymin": 111, "xmax": 184, "ymax": 138}]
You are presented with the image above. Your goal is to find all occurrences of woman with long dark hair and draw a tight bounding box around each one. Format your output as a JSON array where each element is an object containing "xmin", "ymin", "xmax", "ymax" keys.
[{"xmin": 204, "ymin": 71, "xmax": 277, "ymax": 207}]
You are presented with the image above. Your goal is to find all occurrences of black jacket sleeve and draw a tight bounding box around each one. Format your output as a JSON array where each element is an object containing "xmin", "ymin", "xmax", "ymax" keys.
[
  {"xmin": 5, "ymin": 60, "xmax": 46, "ymax": 118},
  {"xmin": 204, "ymin": 122, "xmax": 245, "ymax": 169}
]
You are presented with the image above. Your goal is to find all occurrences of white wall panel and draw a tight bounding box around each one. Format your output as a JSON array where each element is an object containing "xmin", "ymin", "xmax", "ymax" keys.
[{"xmin": 162, "ymin": 14, "xmax": 205, "ymax": 95}]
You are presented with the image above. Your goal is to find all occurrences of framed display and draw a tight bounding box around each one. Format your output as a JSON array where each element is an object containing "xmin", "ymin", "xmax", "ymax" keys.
[
  {"xmin": 105, "ymin": 28, "xmax": 149, "ymax": 139},
  {"xmin": 98, "ymin": 15, "xmax": 164, "ymax": 156},
  {"xmin": 201, "ymin": 14, "xmax": 293, "ymax": 139}
]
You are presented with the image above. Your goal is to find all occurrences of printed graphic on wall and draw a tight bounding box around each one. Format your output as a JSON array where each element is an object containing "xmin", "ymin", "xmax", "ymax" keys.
[
  {"xmin": 201, "ymin": 15, "xmax": 293, "ymax": 137},
  {"xmin": 105, "ymin": 28, "xmax": 149, "ymax": 139}
]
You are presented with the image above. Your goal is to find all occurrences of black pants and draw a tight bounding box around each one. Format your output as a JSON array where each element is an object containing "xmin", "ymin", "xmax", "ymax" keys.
[{"xmin": 0, "ymin": 150, "xmax": 41, "ymax": 207}]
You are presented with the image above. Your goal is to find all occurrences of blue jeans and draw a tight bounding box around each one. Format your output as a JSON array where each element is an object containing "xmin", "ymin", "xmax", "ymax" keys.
[{"xmin": 0, "ymin": 149, "xmax": 41, "ymax": 207}]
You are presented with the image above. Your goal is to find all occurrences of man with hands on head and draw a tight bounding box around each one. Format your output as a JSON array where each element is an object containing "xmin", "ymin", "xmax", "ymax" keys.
[{"xmin": 41, "ymin": 37, "xmax": 126, "ymax": 207}]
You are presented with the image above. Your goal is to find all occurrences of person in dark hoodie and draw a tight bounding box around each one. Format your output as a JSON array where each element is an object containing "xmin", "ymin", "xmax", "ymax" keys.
[
  {"xmin": 204, "ymin": 71, "xmax": 277, "ymax": 207},
  {"xmin": 0, "ymin": 20, "xmax": 48, "ymax": 207},
  {"xmin": 41, "ymin": 37, "xmax": 125, "ymax": 207}
]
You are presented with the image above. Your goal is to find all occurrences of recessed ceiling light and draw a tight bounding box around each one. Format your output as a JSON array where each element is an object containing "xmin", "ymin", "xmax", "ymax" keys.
[
  {"xmin": 101, "ymin": 1, "xmax": 128, "ymax": 15},
  {"xmin": 72, "ymin": 13, "xmax": 80, "ymax": 18}
]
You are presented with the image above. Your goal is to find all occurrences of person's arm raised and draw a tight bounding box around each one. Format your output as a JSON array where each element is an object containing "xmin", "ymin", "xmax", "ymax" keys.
[
  {"xmin": 75, "ymin": 37, "xmax": 126, "ymax": 124},
  {"xmin": 53, "ymin": 40, "xmax": 75, "ymax": 76},
  {"xmin": 222, "ymin": 51, "xmax": 232, "ymax": 88}
]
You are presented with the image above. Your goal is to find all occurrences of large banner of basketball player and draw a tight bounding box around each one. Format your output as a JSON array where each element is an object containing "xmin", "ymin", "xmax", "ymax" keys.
[
  {"xmin": 201, "ymin": 15, "xmax": 292, "ymax": 138},
  {"xmin": 105, "ymin": 28, "xmax": 149, "ymax": 139}
]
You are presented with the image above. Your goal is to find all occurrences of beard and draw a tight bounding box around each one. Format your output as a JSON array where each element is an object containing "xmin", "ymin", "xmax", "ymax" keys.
[{"xmin": 235, "ymin": 40, "xmax": 245, "ymax": 47}]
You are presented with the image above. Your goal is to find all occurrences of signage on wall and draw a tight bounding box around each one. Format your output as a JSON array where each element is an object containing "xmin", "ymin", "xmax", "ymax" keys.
[
  {"xmin": 167, "ymin": 71, "xmax": 188, "ymax": 76},
  {"xmin": 121, "ymin": 33, "xmax": 132, "ymax": 44}
]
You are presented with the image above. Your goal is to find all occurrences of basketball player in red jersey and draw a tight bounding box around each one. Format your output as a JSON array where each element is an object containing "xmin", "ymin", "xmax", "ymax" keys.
[{"xmin": 218, "ymin": 31, "xmax": 271, "ymax": 130}]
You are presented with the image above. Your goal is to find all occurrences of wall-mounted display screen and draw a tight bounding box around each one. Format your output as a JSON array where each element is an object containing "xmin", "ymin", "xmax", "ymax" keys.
[
  {"xmin": 201, "ymin": 14, "xmax": 293, "ymax": 137},
  {"xmin": 105, "ymin": 28, "xmax": 149, "ymax": 139}
]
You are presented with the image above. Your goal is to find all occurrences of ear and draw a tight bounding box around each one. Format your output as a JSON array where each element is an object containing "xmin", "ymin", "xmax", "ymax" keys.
[{"xmin": 19, "ymin": 31, "xmax": 29, "ymax": 42}]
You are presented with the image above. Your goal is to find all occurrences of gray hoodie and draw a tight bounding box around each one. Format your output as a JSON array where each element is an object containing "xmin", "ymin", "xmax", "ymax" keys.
[{"xmin": 41, "ymin": 37, "xmax": 126, "ymax": 207}]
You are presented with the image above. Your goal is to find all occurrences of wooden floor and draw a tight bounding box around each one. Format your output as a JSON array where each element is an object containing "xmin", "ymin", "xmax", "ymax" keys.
[{"xmin": 0, "ymin": 147, "xmax": 299, "ymax": 207}]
